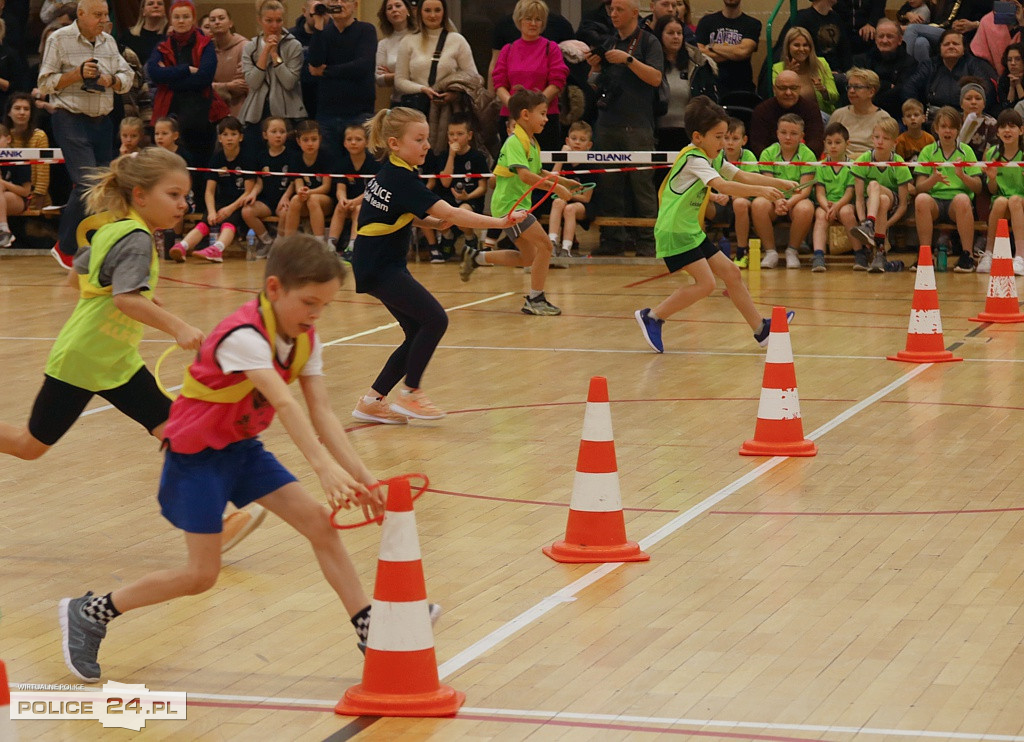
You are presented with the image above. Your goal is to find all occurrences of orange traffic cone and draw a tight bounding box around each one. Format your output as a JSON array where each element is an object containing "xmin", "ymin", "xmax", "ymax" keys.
[
  {"xmin": 543, "ymin": 376, "xmax": 650, "ymax": 564},
  {"xmin": 970, "ymin": 219, "xmax": 1024, "ymax": 323},
  {"xmin": 336, "ymin": 478, "xmax": 464, "ymax": 718},
  {"xmin": 740, "ymin": 306, "xmax": 817, "ymax": 457},
  {"xmin": 888, "ymin": 245, "xmax": 962, "ymax": 363},
  {"xmin": 1, "ymin": 660, "xmax": 16, "ymax": 741}
]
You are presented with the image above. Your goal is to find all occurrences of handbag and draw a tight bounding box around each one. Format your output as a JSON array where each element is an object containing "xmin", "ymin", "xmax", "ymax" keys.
[{"xmin": 399, "ymin": 30, "xmax": 449, "ymax": 114}]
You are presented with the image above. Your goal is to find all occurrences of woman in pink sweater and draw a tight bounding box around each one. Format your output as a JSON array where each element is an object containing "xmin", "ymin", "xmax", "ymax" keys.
[{"xmin": 492, "ymin": 0, "xmax": 568, "ymax": 150}]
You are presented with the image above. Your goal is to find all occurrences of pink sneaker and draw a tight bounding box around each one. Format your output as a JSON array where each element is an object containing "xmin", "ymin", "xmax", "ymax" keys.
[
  {"xmin": 351, "ymin": 396, "xmax": 409, "ymax": 424},
  {"xmin": 389, "ymin": 388, "xmax": 445, "ymax": 420},
  {"xmin": 168, "ymin": 243, "xmax": 187, "ymax": 262},
  {"xmin": 194, "ymin": 245, "xmax": 224, "ymax": 263}
]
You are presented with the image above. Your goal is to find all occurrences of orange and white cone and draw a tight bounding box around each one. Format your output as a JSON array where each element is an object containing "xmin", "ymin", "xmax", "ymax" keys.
[
  {"xmin": 970, "ymin": 219, "xmax": 1024, "ymax": 323},
  {"xmin": 888, "ymin": 244, "xmax": 962, "ymax": 363},
  {"xmin": 1, "ymin": 660, "xmax": 16, "ymax": 741},
  {"xmin": 336, "ymin": 478, "xmax": 464, "ymax": 718},
  {"xmin": 543, "ymin": 376, "xmax": 650, "ymax": 564},
  {"xmin": 739, "ymin": 306, "xmax": 817, "ymax": 457}
]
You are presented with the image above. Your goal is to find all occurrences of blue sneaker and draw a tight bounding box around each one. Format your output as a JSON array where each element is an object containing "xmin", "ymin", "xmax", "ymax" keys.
[
  {"xmin": 635, "ymin": 308, "xmax": 664, "ymax": 353},
  {"xmin": 754, "ymin": 310, "xmax": 796, "ymax": 347}
]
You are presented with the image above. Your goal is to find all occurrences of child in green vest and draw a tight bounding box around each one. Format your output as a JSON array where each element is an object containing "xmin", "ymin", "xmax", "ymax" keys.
[
  {"xmin": 751, "ymin": 113, "xmax": 816, "ymax": 269},
  {"xmin": 460, "ymin": 87, "xmax": 580, "ymax": 316},
  {"xmin": 978, "ymin": 109, "xmax": 1024, "ymax": 275},
  {"xmin": 635, "ymin": 96, "xmax": 798, "ymax": 353}
]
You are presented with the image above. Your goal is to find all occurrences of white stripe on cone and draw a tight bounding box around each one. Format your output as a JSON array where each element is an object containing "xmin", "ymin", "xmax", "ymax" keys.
[
  {"xmin": 756, "ymin": 387, "xmax": 803, "ymax": 420},
  {"xmin": 365, "ymin": 599, "xmax": 436, "ymax": 652},
  {"xmin": 914, "ymin": 266, "xmax": 936, "ymax": 290},
  {"xmin": 765, "ymin": 332, "xmax": 794, "ymax": 364},
  {"xmin": 908, "ymin": 309, "xmax": 943, "ymax": 335},
  {"xmin": 987, "ymin": 275, "xmax": 1018, "ymax": 299},
  {"xmin": 581, "ymin": 402, "xmax": 613, "ymax": 442},
  {"xmin": 994, "ymin": 232, "xmax": 1013, "ymax": 259},
  {"xmin": 377, "ymin": 512, "xmax": 422, "ymax": 562},
  {"xmin": 569, "ymin": 471, "xmax": 623, "ymax": 512}
]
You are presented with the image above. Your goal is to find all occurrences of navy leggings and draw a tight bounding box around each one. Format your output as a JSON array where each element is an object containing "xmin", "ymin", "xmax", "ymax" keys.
[{"xmin": 367, "ymin": 269, "xmax": 449, "ymax": 394}]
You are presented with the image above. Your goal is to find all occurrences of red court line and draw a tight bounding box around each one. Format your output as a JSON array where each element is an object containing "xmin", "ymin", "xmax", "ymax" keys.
[
  {"xmin": 160, "ymin": 276, "xmax": 259, "ymax": 294},
  {"xmin": 184, "ymin": 701, "xmax": 829, "ymax": 741},
  {"xmin": 623, "ymin": 271, "xmax": 672, "ymax": 288},
  {"xmin": 711, "ymin": 506, "xmax": 1024, "ymax": 517},
  {"xmin": 426, "ymin": 487, "xmax": 677, "ymax": 513}
]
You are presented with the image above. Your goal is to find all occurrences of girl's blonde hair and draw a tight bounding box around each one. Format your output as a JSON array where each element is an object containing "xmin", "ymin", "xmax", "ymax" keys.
[
  {"xmin": 84, "ymin": 148, "xmax": 187, "ymax": 218},
  {"xmin": 258, "ymin": 0, "xmax": 285, "ymax": 17},
  {"xmin": 781, "ymin": 27, "xmax": 822, "ymax": 78},
  {"xmin": 365, "ymin": 106, "xmax": 427, "ymax": 160},
  {"xmin": 119, "ymin": 116, "xmax": 144, "ymax": 134},
  {"xmin": 130, "ymin": 0, "xmax": 168, "ymax": 37}
]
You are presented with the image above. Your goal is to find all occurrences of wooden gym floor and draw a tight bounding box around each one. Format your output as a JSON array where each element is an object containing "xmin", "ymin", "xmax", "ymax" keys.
[{"xmin": 2, "ymin": 251, "xmax": 1024, "ymax": 741}]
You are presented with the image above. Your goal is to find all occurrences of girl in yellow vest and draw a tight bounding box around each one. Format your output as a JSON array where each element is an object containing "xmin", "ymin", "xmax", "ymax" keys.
[
  {"xmin": 0, "ymin": 149, "xmax": 264, "ymax": 549},
  {"xmin": 635, "ymin": 97, "xmax": 798, "ymax": 353}
]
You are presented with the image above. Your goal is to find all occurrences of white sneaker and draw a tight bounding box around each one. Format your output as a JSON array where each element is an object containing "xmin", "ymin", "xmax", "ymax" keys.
[
  {"xmin": 760, "ymin": 249, "xmax": 779, "ymax": 269},
  {"xmin": 976, "ymin": 253, "xmax": 993, "ymax": 274},
  {"xmin": 785, "ymin": 247, "xmax": 801, "ymax": 269},
  {"xmin": 1015, "ymin": 255, "xmax": 1024, "ymax": 276}
]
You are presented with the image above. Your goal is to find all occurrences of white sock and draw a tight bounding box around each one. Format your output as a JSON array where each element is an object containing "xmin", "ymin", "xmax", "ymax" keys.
[
  {"xmin": 0, "ymin": 222, "xmax": 9, "ymax": 232},
  {"xmin": 212, "ymin": 241, "xmax": 226, "ymax": 251},
  {"xmin": 648, "ymin": 309, "xmax": 662, "ymax": 321},
  {"xmin": 561, "ymin": 239, "xmax": 573, "ymax": 252},
  {"xmin": 347, "ymin": 238, "xmax": 355, "ymax": 249},
  {"xmin": 474, "ymin": 252, "xmax": 488, "ymax": 265},
  {"xmin": 528, "ymin": 289, "xmax": 543, "ymax": 299},
  {"xmin": 549, "ymin": 232, "xmax": 558, "ymax": 242},
  {"xmin": 259, "ymin": 231, "xmax": 272, "ymax": 244}
]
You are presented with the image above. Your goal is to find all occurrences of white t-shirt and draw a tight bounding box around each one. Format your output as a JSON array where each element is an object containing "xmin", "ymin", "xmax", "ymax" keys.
[
  {"xmin": 668, "ymin": 154, "xmax": 737, "ymax": 194},
  {"xmin": 216, "ymin": 328, "xmax": 323, "ymax": 377}
]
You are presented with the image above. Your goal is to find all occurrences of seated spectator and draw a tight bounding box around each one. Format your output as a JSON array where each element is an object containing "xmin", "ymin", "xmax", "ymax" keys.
[
  {"xmin": 835, "ymin": 0, "xmax": 887, "ymax": 54},
  {"xmin": 774, "ymin": 0, "xmax": 851, "ymax": 81},
  {"xmin": 970, "ymin": 0, "xmax": 1022, "ymax": 74},
  {"xmin": 902, "ymin": 30, "xmax": 997, "ymax": 116},
  {"xmin": 328, "ymin": 123, "xmax": 378, "ymax": 255},
  {"xmin": 895, "ymin": 97, "xmax": 935, "ymax": 162},
  {"xmin": 998, "ymin": 42, "xmax": 1024, "ymax": 105},
  {"xmin": 812, "ymin": 121, "xmax": 857, "ymax": 272},
  {"xmin": 493, "ymin": 0, "xmax": 568, "ymax": 150},
  {"xmin": 120, "ymin": 0, "xmax": 167, "ymax": 77},
  {"xmin": 208, "ymin": 8, "xmax": 249, "ymax": 118},
  {"xmin": 118, "ymin": 116, "xmax": 146, "ymax": 155},
  {"xmin": 772, "ymin": 27, "xmax": 839, "ymax": 115},
  {"xmin": 0, "ymin": 123, "xmax": 28, "ymax": 246},
  {"xmin": 978, "ymin": 108, "xmax": 1024, "ymax": 273},
  {"xmin": 958, "ymin": 76, "xmax": 998, "ymax": 159},
  {"xmin": 828, "ymin": 67, "xmax": 894, "ymax": 155},
  {"xmin": 752, "ymin": 113, "xmax": 816, "ymax": 269},
  {"xmin": 377, "ymin": 0, "xmax": 416, "ymax": 106},
  {"xmin": 4, "ymin": 92, "xmax": 50, "ymax": 208},
  {"xmin": 852, "ymin": 19, "xmax": 917, "ymax": 120},
  {"xmin": 914, "ymin": 105, "xmax": 983, "ymax": 272},
  {"xmin": 708, "ymin": 117, "xmax": 759, "ymax": 267},
  {"xmin": 896, "ymin": 0, "xmax": 932, "ymax": 25},
  {"xmin": 241, "ymin": 116, "xmax": 296, "ymax": 256},
  {"xmin": 696, "ymin": 0, "xmax": 761, "ymax": 93},
  {"xmin": 749, "ymin": 70, "xmax": 825, "ymax": 156},
  {"xmin": 549, "ymin": 120, "xmax": 596, "ymax": 257},
  {"xmin": 904, "ymin": 0, "xmax": 994, "ymax": 62}
]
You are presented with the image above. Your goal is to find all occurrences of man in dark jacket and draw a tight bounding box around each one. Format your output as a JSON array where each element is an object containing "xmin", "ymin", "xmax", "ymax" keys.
[
  {"xmin": 749, "ymin": 70, "xmax": 825, "ymax": 155},
  {"xmin": 902, "ymin": 29, "xmax": 998, "ymax": 113},
  {"xmin": 290, "ymin": 0, "xmax": 324, "ymax": 119},
  {"xmin": 835, "ymin": 0, "xmax": 887, "ymax": 53},
  {"xmin": 852, "ymin": 19, "xmax": 918, "ymax": 119}
]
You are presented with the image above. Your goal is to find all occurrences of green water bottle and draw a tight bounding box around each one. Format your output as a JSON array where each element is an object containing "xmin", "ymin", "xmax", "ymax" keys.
[{"xmin": 936, "ymin": 242, "xmax": 948, "ymax": 272}]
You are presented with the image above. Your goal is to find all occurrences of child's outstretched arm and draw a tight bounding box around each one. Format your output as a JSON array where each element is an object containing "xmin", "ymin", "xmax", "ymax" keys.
[
  {"xmin": 518, "ymin": 167, "xmax": 574, "ymax": 201},
  {"xmin": 709, "ymin": 175, "xmax": 787, "ymax": 202},
  {"xmin": 424, "ymin": 200, "xmax": 525, "ymax": 229},
  {"xmin": 246, "ymin": 368, "xmax": 380, "ymax": 514},
  {"xmin": 112, "ymin": 290, "xmax": 205, "ymax": 350},
  {"xmin": 733, "ymin": 170, "xmax": 799, "ymax": 192},
  {"xmin": 300, "ymin": 374, "xmax": 379, "ymax": 493}
]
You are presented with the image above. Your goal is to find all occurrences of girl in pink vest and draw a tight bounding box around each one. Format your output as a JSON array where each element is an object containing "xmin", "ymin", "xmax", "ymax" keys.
[{"xmin": 58, "ymin": 235, "xmax": 391, "ymax": 683}]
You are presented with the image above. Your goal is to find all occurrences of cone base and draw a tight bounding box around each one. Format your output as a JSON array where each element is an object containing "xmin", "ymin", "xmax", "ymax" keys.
[
  {"xmin": 739, "ymin": 438, "xmax": 817, "ymax": 457},
  {"xmin": 335, "ymin": 684, "xmax": 466, "ymax": 718},
  {"xmin": 969, "ymin": 312, "xmax": 1024, "ymax": 323},
  {"xmin": 886, "ymin": 350, "xmax": 962, "ymax": 363},
  {"xmin": 543, "ymin": 540, "xmax": 650, "ymax": 564}
]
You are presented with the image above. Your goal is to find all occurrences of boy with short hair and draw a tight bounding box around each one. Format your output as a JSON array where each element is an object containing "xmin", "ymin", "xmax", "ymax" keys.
[
  {"xmin": 548, "ymin": 121, "xmax": 597, "ymax": 258},
  {"xmin": 849, "ymin": 117, "xmax": 912, "ymax": 273},
  {"xmin": 433, "ymin": 113, "xmax": 491, "ymax": 261},
  {"xmin": 812, "ymin": 121, "xmax": 857, "ymax": 273},
  {"xmin": 914, "ymin": 106, "xmax": 983, "ymax": 273},
  {"xmin": 751, "ymin": 113, "xmax": 816, "ymax": 269},
  {"xmin": 58, "ymin": 235, "xmax": 395, "ymax": 683},
  {"xmin": 708, "ymin": 117, "xmax": 758, "ymax": 267},
  {"xmin": 895, "ymin": 99, "xmax": 934, "ymax": 164}
]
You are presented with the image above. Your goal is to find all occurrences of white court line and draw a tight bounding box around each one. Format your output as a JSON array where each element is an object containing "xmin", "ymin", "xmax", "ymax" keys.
[
  {"xmin": 0, "ymin": 336, "xmax": 173, "ymax": 343},
  {"xmin": 322, "ymin": 292, "xmax": 514, "ymax": 347},
  {"xmin": 123, "ymin": 691, "xmax": 1024, "ymax": 741},
  {"xmin": 437, "ymin": 364, "xmax": 933, "ymax": 681}
]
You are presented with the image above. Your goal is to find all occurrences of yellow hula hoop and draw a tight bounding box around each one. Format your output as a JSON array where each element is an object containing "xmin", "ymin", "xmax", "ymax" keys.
[{"xmin": 154, "ymin": 344, "xmax": 183, "ymax": 400}]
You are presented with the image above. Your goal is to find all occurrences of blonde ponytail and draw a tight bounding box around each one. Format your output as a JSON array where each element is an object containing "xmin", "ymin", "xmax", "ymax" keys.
[
  {"xmin": 83, "ymin": 148, "xmax": 188, "ymax": 218},
  {"xmin": 365, "ymin": 106, "xmax": 427, "ymax": 160}
]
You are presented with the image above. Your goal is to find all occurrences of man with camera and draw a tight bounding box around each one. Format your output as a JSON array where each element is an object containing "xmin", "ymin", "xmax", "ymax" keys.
[
  {"xmin": 37, "ymin": 0, "xmax": 133, "ymax": 268},
  {"xmin": 307, "ymin": 0, "xmax": 376, "ymax": 157},
  {"xmin": 585, "ymin": 0, "xmax": 663, "ymax": 257}
]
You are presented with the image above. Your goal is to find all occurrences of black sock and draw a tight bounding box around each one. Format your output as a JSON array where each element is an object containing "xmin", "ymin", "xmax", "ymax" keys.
[
  {"xmin": 351, "ymin": 604, "xmax": 371, "ymax": 642},
  {"xmin": 81, "ymin": 593, "xmax": 121, "ymax": 625}
]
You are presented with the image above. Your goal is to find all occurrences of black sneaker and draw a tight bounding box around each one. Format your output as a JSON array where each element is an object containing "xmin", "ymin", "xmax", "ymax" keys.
[
  {"xmin": 439, "ymin": 235, "xmax": 456, "ymax": 260},
  {"xmin": 954, "ymin": 252, "xmax": 975, "ymax": 273},
  {"xmin": 59, "ymin": 592, "xmax": 106, "ymax": 682},
  {"xmin": 429, "ymin": 249, "xmax": 446, "ymax": 264},
  {"xmin": 460, "ymin": 245, "xmax": 480, "ymax": 281},
  {"xmin": 884, "ymin": 259, "xmax": 905, "ymax": 272},
  {"xmin": 852, "ymin": 248, "xmax": 869, "ymax": 271},
  {"xmin": 754, "ymin": 310, "xmax": 796, "ymax": 347}
]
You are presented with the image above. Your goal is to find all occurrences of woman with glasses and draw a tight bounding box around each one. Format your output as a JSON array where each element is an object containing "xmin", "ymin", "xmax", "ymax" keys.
[{"xmin": 827, "ymin": 67, "xmax": 894, "ymax": 156}]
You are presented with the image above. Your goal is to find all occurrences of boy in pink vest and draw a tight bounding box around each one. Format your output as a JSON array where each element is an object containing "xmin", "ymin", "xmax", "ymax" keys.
[{"xmin": 58, "ymin": 234, "xmax": 393, "ymax": 683}]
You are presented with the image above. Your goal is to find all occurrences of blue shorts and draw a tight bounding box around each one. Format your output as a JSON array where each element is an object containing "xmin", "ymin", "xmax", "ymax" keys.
[{"xmin": 158, "ymin": 438, "xmax": 297, "ymax": 533}]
